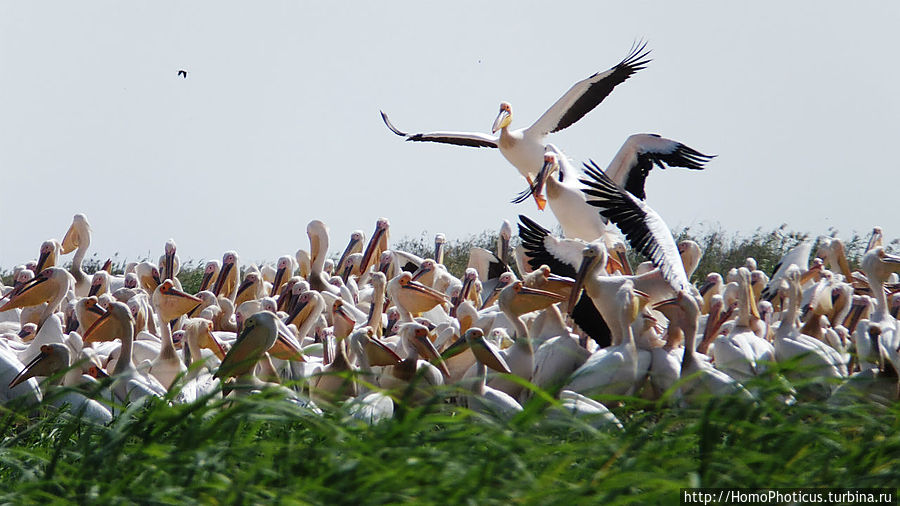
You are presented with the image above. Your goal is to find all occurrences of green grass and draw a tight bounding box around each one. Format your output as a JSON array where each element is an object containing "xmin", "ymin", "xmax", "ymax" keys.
[{"xmin": 1, "ymin": 375, "xmax": 898, "ymax": 504}]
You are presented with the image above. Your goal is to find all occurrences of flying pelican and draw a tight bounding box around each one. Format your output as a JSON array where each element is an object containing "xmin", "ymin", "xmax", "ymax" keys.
[
  {"xmin": 381, "ymin": 41, "xmax": 650, "ymax": 208},
  {"xmin": 520, "ymin": 138, "xmax": 712, "ymax": 237},
  {"xmin": 579, "ymin": 161, "xmax": 691, "ymax": 294}
]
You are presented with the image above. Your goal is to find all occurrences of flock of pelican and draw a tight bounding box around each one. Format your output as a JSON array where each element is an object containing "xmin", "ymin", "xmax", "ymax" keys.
[{"xmin": 3, "ymin": 42, "xmax": 898, "ymax": 428}]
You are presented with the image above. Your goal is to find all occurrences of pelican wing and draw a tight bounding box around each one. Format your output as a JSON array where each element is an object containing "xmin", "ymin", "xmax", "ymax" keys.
[
  {"xmin": 613, "ymin": 134, "xmax": 715, "ymax": 200},
  {"xmin": 380, "ymin": 111, "xmax": 499, "ymax": 148},
  {"xmin": 579, "ymin": 161, "xmax": 690, "ymax": 293},
  {"xmin": 526, "ymin": 41, "xmax": 651, "ymax": 136},
  {"xmin": 517, "ymin": 215, "xmax": 585, "ymax": 277}
]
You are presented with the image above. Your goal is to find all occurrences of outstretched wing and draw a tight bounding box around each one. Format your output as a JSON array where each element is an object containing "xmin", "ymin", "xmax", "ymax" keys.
[
  {"xmin": 580, "ymin": 161, "xmax": 690, "ymax": 293},
  {"xmin": 380, "ymin": 111, "xmax": 498, "ymax": 148},
  {"xmin": 606, "ymin": 133, "xmax": 715, "ymax": 200},
  {"xmin": 526, "ymin": 41, "xmax": 651, "ymax": 136}
]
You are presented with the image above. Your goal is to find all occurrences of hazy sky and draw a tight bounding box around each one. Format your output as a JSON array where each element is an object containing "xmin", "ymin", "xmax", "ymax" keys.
[{"xmin": 1, "ymin": 2, "xmax": 897, "ymax": 269}]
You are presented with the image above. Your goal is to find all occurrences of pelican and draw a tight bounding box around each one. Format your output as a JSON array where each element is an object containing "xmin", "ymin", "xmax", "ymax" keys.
[
  {"xmin": 760, "ymin": 241, "xmax": 812, "ymax": 301},
  {"xmin": 580, "ymin": 161, "xmax": 691, "ymax": 293},
  {"xmin": 772, "ymin": 266, "xmax": 846, "ymax": 399},
  {"xmin": 83, "ymin": 302, "xmax": 167, "ymax": 403},
  {"xmin": 8, "ymin": 342, "xmax": 113, "ymax": 423},
  {"xmin": 60, "ymin": 213, "xmax": 94, "ymax": 296},
  {"xmin": 463, "ymin": 328, "xmax": 522, "ymax": 420},
  {"xmin": 517, "ymin": 215, "xmax": 613, "ymax": 346},
  {"xmin": 490, "ymin": 281, "xmax": 566, "ymax": 400},
  {"xmin": 307, "ymin": 220, "xmax": 339, "ymax": 295},
  {"xmin": 381, "ymin": 41, "xmax": 650, "ymax": 208},
  {"xmin": 35, "ymin": 239, "xmax": 62, "ymax": 273},
  {"xmin": 0, "ymin": 267, "xmax": 73, "ymax": 326},
  {"xmin": 522, "ymin": 138, "xmax": 712, "ymax": 238},
  {"xmin": 158, "ymin": 239, "xmax": 180, "ymax": 283},
  {"xmin": 380, "ymin": 322, "xmax": 449, "ymax": 403},
  {"xmin": 212, "ymin": 251, "xmax": 240, "ymax": 301},
  {"xmin": 564, "ymin": 279, "xmax": 649, "ymax": 399},
  {"xmin": 655, "ymin": 291, "xmax": 750, "ymax": 403},
  {"xmin": 198, "ymin": 260, "xmax": 220, "ymax": 293},
  {"xmin": 149, "ymin": 280, "xmax": 201, "ymax": 388},
  {"xmin": 859, "ymin": 248, "xmax": 900, "ymax": 396}
]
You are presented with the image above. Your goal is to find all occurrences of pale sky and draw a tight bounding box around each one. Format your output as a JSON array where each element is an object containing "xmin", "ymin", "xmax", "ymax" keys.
[{"xmin": 2, "ymin": 2, "xmax": 898, "ymax": 269}]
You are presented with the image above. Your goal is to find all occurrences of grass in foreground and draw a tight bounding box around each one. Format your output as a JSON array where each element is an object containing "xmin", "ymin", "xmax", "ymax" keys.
[{"xmin": 1, "ymin": 377, "xmax": 899, "ymax": 505}]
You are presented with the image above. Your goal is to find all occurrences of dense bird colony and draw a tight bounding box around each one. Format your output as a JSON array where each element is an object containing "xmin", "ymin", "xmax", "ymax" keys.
[{"xmin": 2, "ymin": 42, "xmax": 898, "ymax": 428}]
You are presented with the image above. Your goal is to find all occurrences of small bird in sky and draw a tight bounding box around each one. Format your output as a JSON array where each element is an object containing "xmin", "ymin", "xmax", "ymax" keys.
[{"xmin": 177, "ymin": 69, "xmax": 188, "ymax": 78}]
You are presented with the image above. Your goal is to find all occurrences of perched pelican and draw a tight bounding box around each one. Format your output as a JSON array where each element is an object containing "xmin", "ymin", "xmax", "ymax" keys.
[
  {"xmin": 8, "ymin": 343, "xmax": 113, "ymax": 423},
  {"xmin": 60, "ymin": 213, "xmax": 94, "ymax": 296},
  {"xmin": 83, "ymin": 302, "xmax": 167, "ymax": 403},
  {"xmin": 564, "ymin": 279, "xmax": 649, "ymax": 399},
  {"xmin": 159, "ymin": 239, "xmax": 180, "ymax": 283},
  {"xmin": 381, "ymin": 41, "xmax": 650, "ymax": 208},
  {"xmin": 655, "ymin": 291, "xmax": 750, "ymax": 403},
  {"xmin": 212, "ymin": 251, "xmax": 240, "ymax": 301},
  {"xmin": 463, "ymin": 328, "xmax": 522, "ymax": 420},
  {"xmin": 0, "ymin": 267, "xmax": 73, "ymax": 326},
  {"xmin": 772, "ymin": 266, "xmax": 846, "ymax": 399},
  {"xmin": 198, "ymin": 260, "xmax": 221, "ymax": 293}
]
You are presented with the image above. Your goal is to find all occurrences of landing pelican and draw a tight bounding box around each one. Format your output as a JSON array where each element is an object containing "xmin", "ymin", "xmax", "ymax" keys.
[{"xmin": 381, "ymin": 41, "xmax": 650, "ymax": 208}]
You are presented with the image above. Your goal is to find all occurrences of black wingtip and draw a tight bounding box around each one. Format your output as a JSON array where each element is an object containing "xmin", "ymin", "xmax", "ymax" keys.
[{"xmin": 380, "ymin": 110, "xmax": 408, "ymax": 137}]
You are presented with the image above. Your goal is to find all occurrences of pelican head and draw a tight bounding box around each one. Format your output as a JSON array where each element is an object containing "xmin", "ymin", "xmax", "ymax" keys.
[
  {"xmin": 491, "ymin": 101, "xmax": 512, "ymax": 133},
  {"xmin": 8, "ymin": 343, "xmax": 70, "ymax": 389},
  {"xmin": 83, "ymin": 301, "xmax": 133, "ymax": 344},
  {"xmin": 61, "ymin": 213, "xmax": 91, "ymax": 255},
  {"xmin": 566, "ymin": 243, "xmax": 607, "ymax": 316}
]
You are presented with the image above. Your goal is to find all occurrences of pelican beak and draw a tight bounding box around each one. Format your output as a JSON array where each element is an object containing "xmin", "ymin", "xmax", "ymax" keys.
[
  {"xmin": 531, "ymin": 156, "xmax": 555, "ymax": 211},
  {"xmin": 359, "ymin": 223, "xmax": 386, "ymax": 277},
  {"xmin": 364, "ymin": 331, "xmax": 402, "ymax": 366},
  {"xmin": 270, "ymin": 267, "xmax": 286, "ymax": 297},
  {"xmin": 469, "ymin": 333, "xmax": 512, "ymax": 374},
  {"xmin": 567, "ymin": 256, "xmax": 593, "ymax": 317},
  {"xmin": 83, "ymin": 310, "xmax": 114, "ymax": 343},
  {"xmin": 164, "ymin": 251, "xmax": 175, "ymax": 281},
  {"xmin": 284, "ymin": 296, "xmax": 310, "ymax": 327},
  {"xmin": 0, "ymin": 272, "xmax": 52, "ymax": 312},
  {"xmin": 269, "ymin": 320, "xmax": 306, "ymax": 362},
  {"xmin": 213, "ymin": 262, "xmax": 233, "ymax": 297},
  {"xmin": 746, "ymin": 279, "xmax": 761, "ymax": 320},
  {"xmin": 35, "ymin": 249, "xmax": 52, "ymax": 273},
  {"xmin": 411, "ymin": 328, "xmax": 450, "ymax": 378},
  {"xmin": 653, "ymin": 297, "xmax": 678, "ymax": 311},
  {"xmin": 87, "ymin": 302, "xmax": 106, "ymax": 318},
  {"xmin": 491, "ymin": 106, "xmax": 511, "ymax": 134},
  {"xmin": 410, "ymin": 263, "xmax": 433, "ymax": 282},
  {"xmin": 405, "ymin": 279, "xmax": 450, "ymax": 304},
  {"xmin": 441, "ymin": 335, "xmax": 470, "ymax": 359},
  {"xmin": 202, "ymin": 324, "xmax": 228, "ymax": 360},
  {"xmin": 88, "ymin": 281, "xmax": 101, "ymax": 297},
  {"xmin": 336, "ymin": 236, "xmax": 361, "ymax": 276},
  {"xmin": 235, "ymin": 278, "xmax": 253, "ymax": 299},
  {"xmin": 334, "ymin": 303, "xmax": 356, "ymax": 328},
  {"xmin": 8, "ymin": 346, "xmax": 52, "ymax": 389},
  {"xmin": 616, "ymin": 250, "xmax": 633, "ymax": 276},
  {"xmin": 61, "ymin": 224, "xmax": 79, "ymax": 254},
  {"xmin": 199, "ymin": 269, "xmax": 215, "ymax": 292}
]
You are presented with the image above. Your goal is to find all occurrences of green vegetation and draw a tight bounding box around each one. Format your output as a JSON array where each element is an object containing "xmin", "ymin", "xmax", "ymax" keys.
[{"xmin": 1, "ymin": 377, "xmax": 898, "ymax": 504}]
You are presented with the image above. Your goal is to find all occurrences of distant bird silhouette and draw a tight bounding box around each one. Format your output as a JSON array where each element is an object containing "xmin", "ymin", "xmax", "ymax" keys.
[{"xmin": 177, "ymin": 70, "xmax": 188, "ymax": 79}]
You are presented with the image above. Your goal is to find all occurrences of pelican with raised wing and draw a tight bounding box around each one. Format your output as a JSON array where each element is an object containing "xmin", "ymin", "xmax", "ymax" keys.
[{"xmin": 381, "ymin": 41, "xmax": 650, "ymax": 209}]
